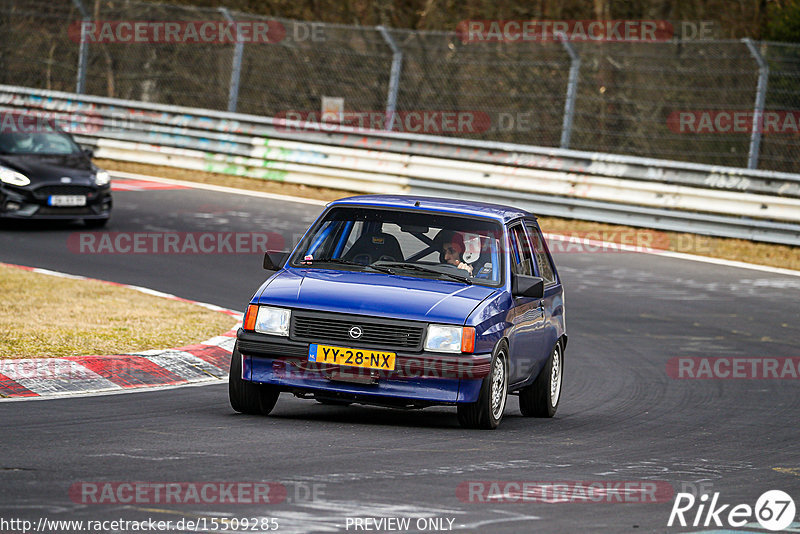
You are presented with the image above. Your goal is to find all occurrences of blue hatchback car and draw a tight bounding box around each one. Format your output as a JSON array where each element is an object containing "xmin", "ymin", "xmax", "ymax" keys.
[{"xmin": 230, "ymin": 195, "xmax": 567, "ymax": 429}]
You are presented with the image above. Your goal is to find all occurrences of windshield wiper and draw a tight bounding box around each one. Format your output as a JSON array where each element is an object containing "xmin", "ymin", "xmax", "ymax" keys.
[
  {"xmin": 374, "ymin": 262, "xmax": 472, "ymax": 285},
  {"xmin": 298, "ymin": 258, "xmax": 396, "ymax": 275}
]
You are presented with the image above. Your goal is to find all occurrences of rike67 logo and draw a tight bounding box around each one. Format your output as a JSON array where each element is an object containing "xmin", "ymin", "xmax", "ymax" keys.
[{"xmin": 668, "ymin": 490, "xmax": 796, "ymax": 531}]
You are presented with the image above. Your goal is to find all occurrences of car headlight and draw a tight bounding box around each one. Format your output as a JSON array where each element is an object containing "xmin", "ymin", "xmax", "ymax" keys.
[
  {"xmin": 243, "ymin": 305, "xmax": 291, "ymax": 336},
  {"xmin": 425, "ymin": 324, "xmax": 475, "ymax": 353},
  {"xmin": 95, "ymin": 170, "xmax": 110, "ymax": 186},
  {"xmin": 0, "ymin": 166, "xmax": 30, "ymax": 187}
]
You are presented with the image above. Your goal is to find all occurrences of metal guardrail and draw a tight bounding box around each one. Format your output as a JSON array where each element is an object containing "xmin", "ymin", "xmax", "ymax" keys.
[{"xmin": 2, "ymin": 84, "xmax": 800, "ymax": 246}]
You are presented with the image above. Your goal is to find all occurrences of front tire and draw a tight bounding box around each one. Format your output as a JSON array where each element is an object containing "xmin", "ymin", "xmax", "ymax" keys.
[
  {"xmin": 228, "ymin": 343, "xmax": 279, "ymax": 415},
  {"xmin": 458, "ymin": 342, "xmax": 509, "ymax": 429},
  {"xmin": 519, "ymin": 341, "xmax": 563, "ymax": 418}
]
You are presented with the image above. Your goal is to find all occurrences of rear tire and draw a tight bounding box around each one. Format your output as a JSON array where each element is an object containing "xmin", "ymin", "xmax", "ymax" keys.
[
  {"xmin": 228, "ymin": 343, "xmax": 279, "ymax": 415},
  {"xmin": 457, "ymin": 341, "xmax": 508, "ymax": 429},
  {"xmin": 519, "ymin": 341, "xmax": 563, "ymax": 418}
]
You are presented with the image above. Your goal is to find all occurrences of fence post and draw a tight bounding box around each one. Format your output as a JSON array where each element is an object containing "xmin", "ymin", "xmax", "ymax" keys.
[
  {"xmin": 377, "ymin": 26, "xmax": 403, "ymax": 131},
  {"xmin": 743, "ymin": 38, "xmax": 768, "ymax": 170},
  {"xmin": 219, "ymin": 8, "xmax": 244, "ymax": 113},
  {"xmin": 559, "ymin": 37, "xmax": 580, "ymax": 149},
  {"xmin": 72, "ymin": 0, "xmax": 89, "ymax": 94}
]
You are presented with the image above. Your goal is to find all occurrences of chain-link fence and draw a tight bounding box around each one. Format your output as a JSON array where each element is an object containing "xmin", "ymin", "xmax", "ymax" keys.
[{"xmin": 2, "ymin": 0, "xmax": 799, "ymax": 173}]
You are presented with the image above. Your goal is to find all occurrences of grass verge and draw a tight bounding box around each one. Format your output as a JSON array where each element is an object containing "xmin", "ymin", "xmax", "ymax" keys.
[
  {"xmin": 98, "ymin": 159, "xmax": 800, "ymax": 272},
  {"xmin": 0, "ymin": 264, "xmax": 237, "ymax": 359}
]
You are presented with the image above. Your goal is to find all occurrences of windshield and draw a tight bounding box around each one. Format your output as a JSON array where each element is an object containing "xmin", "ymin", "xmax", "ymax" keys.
[
  {"xmin": 290, "ymin": 206, "xmax": 504, "ymax": 286},
  {"xmin": 0, "ymin": 129, "xmax": 83, "ymax": 155}
]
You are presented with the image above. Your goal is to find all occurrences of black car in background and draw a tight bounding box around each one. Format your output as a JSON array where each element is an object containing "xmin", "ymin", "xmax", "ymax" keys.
[{"xmin": 0, "ymin": 122, "xmax": 112, "ymax": 227}]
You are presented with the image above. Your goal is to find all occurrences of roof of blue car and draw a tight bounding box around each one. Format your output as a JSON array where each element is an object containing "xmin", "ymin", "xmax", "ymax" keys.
[{"xmin": 328, "ymin": 195, "xmax": 535, "ymax": 224}]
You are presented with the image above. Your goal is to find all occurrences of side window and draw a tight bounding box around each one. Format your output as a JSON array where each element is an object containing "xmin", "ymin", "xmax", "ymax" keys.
[
  {"xmin": 509, "ymin": 224, "xmax": 534, "ymax": 276},
  {"xmin": 526, "ymin": 223, "xmax": 556, "ymax": 286}
]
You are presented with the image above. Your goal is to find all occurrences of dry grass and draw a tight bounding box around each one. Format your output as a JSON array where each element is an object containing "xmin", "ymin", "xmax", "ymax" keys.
[
  {"xmin": 0, "ymin": 265, "xmax": 237, "ymax": 359},
  {"xmin": 99, "ymin": 159, "xmax": 800, "ymax": 272}
]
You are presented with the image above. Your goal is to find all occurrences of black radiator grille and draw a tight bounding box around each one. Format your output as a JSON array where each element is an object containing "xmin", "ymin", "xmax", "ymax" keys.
[
  {"xmin": 37, "ymin": 206, "xmax": 93, "ymax": 215},
  {"xmin": 292, "ymin": 312, "xmax": 425, "ymax": 351},
  {"xmin": 34, "ymin": 185, "xmax": 94, "ymax": 197}
]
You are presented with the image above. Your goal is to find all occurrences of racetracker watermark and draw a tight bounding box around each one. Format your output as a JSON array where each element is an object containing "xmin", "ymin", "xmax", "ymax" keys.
[
  {"xmin": 67, "ymin": 20, "xmax": 288, "ymax": 44},
  {"xmin": 0, "ymin": 359, "xmax": 98, "ymax": 381},
  {"xmin": 275, "ymin": 110, "xmax": 491, "ymax": 135},
  {"xmin": 70, "ymin": 482, "xmax": 284, "ymax": 505},
  {"xmin": 68, "ymin": 232, "xmax": 284, "ymax": 254},
  {"xmin": 668, "ymin": 110, "xmax": 800, "ymax": 134},
  {"xmin": 456, "ymin": 20, "xmax": 676, "ymax": 43},
  {"xmin": 457, "ymin": 480, "xmax": 674, "ymax": 503},
  {"xmin": 270, "ymin": 357, "xmax": 490, "ymax": 381},
  {"xmin": 0, "ymin": 110, "xmax": 136, "ymax": 135},
  {"xmin": 68, "ymin": 481, "xmax": 324, "ymax": 505},
  {"xmin": 545, "ymin": 230, "xmax": 669, "ymax": 254},
  {"xmin": 545, "ymin": 231, "xmax": 715, "ymax": 255},
  {"xmin": 667, "ymin": 357, "xmax": 800, "ymax": 379}
]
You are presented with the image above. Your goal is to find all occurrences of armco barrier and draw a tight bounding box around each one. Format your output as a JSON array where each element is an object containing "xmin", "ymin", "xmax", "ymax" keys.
[{"xmin": 2, "ymin": 84, "xmax": 800, "ymax": 246}]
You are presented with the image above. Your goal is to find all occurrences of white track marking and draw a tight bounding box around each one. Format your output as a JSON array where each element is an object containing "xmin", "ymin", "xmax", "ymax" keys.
[
  {"xmin": 111, "ymin": 170, "xmax": 327, "ymax": 206},
  {"xmin": 112, "ymin": 170, "xmax": 800, "ymax": 277}
]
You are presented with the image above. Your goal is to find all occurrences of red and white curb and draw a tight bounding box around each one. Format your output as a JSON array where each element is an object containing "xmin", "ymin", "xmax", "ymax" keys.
[
  {"xmin": 111, "ymin": 177, "xmax": 191, "ymax": 191},
  {"xmin": 0, "ymin": 263, "xmax": 241, "ymax": 400}
]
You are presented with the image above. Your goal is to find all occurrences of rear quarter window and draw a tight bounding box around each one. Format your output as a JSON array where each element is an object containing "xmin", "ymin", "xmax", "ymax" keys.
[{"xmin": 526, "ymin": 223, "xmax": 557, "ymax": 286}]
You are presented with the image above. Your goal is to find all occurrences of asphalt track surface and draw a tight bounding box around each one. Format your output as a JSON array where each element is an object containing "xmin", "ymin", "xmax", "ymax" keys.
[{"xmin": 2, "ymin": 178, "xmax": 799, "ymax": 533}]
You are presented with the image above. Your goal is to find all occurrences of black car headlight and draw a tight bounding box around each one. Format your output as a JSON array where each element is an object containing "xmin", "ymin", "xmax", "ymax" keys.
[
  {"xmin": 0, "ymin": 166, "xmax": 30, "ymax": 187},
  {"xmin": 94, "ymin": 170, "xmax": 110, "ymax": 186}
]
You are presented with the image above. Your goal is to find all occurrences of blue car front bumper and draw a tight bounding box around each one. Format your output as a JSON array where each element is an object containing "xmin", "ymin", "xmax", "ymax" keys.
[{"xmin": 236, "ymin": 330, "xmax": 491, "ymax": 405}]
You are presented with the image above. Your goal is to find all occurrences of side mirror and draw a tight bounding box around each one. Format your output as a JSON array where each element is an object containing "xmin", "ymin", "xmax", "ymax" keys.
[
  {"xmin": 512, "ymin": 274, "xmax": 544, "ymax": 299},
  {"xmin": 82, "ymin": 147, "xmax": 94, "ymax": 158},
  {"xmin": 263, "ymin": 251, "xmax": 289, "ymax": 271}
]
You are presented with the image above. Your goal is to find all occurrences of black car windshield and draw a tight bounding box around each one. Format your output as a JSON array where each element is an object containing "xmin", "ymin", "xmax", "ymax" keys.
[
  {"xmin": 290, "ymin": 206, "xmax": 505, "ymax": 286},
  {"xmin": 0, "ymin": 130, "xmax": 83, "ymax": 155}
]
